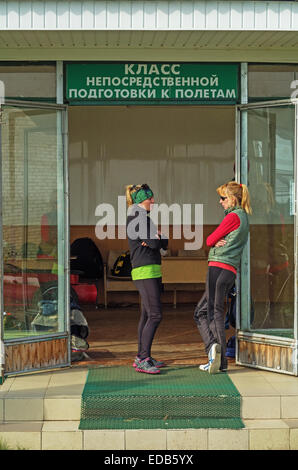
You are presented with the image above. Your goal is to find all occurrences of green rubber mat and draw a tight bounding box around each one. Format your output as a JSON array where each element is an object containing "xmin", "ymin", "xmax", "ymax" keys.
[{"xmin": 79, "ymin": 366, "xmax": 244, "ymax": 430}]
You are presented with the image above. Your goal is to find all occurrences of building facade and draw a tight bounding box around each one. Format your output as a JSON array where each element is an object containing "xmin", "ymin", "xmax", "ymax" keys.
[{"xmin": 0, "ymin": 1, "xmax": 297, "ymax": 379}]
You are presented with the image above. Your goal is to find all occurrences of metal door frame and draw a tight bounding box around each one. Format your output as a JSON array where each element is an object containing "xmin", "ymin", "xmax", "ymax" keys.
[
  {"xmin": 0, "ymin": 99, "xmax": 70, "ymax": 378},
  {"xmin": 235, "ymin": 98, "xmax": 298, "ymax": 375}
]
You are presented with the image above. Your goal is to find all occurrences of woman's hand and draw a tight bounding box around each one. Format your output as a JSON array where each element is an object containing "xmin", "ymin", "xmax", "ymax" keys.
[
  {"xmin": 141, "ymin": 241, "xmax": 148, "ymax": 247},
  {"xmin": 215, "ymin": 239, "xmax": 227, "ymax": 247}
]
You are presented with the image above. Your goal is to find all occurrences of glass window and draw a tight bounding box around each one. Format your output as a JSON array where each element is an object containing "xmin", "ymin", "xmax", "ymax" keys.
[
  {"xmin": 244, "ymin": 105, "xmax": 295, "ymax": 337},
  {"xmin": 1, "ymin": 105, "xmax": 66, "ymax": 339},
  {"xmin": 0, "ymin": 64, "xmax": 56, "ymax": 100},
  {"xmin": 248, "ymin": 64, "xmax": 298, "ymax": 101}
]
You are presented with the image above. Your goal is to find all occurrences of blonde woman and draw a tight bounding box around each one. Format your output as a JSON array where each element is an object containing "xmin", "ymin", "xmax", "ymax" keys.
[
  {"xmin": 126, "ymin": 184, "xmax": 168, "ymax": 374},
  {"xmin": 194, "ymin": 182, "xmax": 252, "ymax": 374}
]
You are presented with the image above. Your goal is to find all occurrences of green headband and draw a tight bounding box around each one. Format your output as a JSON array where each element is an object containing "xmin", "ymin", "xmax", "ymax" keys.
[{"xmin": 131, "ymin": 186, "xmax": 154, "ymax": 204}]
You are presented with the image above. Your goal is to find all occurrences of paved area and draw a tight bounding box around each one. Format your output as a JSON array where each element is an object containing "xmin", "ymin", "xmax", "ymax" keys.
[
  {"xmin": 0, "ymin": 362, "xmax": 298, "ymax": 450},
  {"xmin": 0, "ymin": 305, "xmax": 297, "ymax": 449}
]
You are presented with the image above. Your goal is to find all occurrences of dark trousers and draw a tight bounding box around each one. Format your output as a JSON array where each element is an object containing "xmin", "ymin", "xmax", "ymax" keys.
[
  {"xmin": 194, "ymin": 266, "xmax": 236, "ymax": 369},
  {"xmin": 134, "ymin": 277, "xmax": 163, "ymax": 360}
]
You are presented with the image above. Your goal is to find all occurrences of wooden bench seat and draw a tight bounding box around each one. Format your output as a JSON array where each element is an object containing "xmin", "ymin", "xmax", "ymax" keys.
[
  {"xmin": 161, "ymin": 249, "xmax": 208, "ymax": 308},
  {"xmin": 103, "ymin": 249, "xmax": 137, "ymax": 308}
]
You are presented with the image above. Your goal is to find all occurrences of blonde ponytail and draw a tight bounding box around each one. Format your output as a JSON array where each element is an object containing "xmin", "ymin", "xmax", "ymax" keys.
[
  {"xmin": 217, "ymin": 181, "xmax": 252, "ymax": 215},
  {"xmin": 240, "ymin": 183, "xmax": 252, "ymax": 215},
  {"xmin": 125, "ymin": 184, "xmax": 142, "ymax": 206}
]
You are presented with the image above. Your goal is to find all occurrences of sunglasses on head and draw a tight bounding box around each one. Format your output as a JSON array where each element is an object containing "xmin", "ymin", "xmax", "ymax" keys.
[{"xmin": 220, "ymin": 196, "xmax": 227, "ymax": 201}]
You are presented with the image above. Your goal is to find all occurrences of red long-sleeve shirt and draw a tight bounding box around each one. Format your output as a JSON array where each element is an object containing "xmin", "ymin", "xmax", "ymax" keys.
[{"xmin": 207, "ymin": 212, "xmax": 240, "ymax": 275}]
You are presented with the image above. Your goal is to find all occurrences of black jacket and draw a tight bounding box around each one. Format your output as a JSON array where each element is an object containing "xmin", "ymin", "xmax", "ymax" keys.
[{"xmin": 126, "ymin": 205, "xmax": 168, "ymax": 269}]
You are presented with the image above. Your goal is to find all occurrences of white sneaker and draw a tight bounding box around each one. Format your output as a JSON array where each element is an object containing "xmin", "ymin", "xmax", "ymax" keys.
[
  {"xmin": 199, "ymin": 362, "xmax": 210, "ymax": 372},
  {"xmin": 208, "ymin": 343, "xmax": 221, "ymax": 374}
]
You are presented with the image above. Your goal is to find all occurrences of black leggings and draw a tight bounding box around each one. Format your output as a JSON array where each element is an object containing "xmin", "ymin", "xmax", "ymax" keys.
[
  {"xmin": 194, "ymin": 266, "xmax": 236, "ymax": 369},
  {"xmin": 134, "ymin": 277, "xmax": 162, "ymax": 360}
]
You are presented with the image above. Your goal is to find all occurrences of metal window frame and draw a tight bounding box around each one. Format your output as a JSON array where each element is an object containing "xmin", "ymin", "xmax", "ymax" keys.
[
  {"xmin": 0, "ymin": 104, "xmax": 4, "ymax": 383},
  {"xmin": 236, "ymin": 96, "xmax": 298, "ymax": 375},
  {"xmin": 0, "ymin": 98, "xmax": 70, "ymax": 376}
]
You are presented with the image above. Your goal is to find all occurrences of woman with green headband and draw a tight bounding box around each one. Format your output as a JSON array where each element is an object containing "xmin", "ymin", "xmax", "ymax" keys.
[{"xmin": 126, "ymin": 184, "xmax": 168, "ymax": 374}]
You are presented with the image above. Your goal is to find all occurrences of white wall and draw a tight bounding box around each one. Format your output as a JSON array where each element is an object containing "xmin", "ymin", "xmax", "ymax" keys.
[{"xmin": 68, "ymin": 105, "xmax": 235, "ymax": 226}]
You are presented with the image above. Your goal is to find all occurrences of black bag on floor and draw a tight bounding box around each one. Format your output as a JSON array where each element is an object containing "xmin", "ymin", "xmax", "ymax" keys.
[{"xmin": 70, "ymin": 237, "xmax": 103, "ymax": 279}]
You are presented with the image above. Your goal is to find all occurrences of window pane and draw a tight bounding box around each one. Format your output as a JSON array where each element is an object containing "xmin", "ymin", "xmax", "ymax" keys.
[
  {"xmin": 248, "ymin": 64, "xmax": 298, "ymax": 100},
  {"xmin": 245, "ymin": 106, "xmax": 295, "ymax": 337},
  {"xmin": 0, "ymin": 64, "xmax": 56, "ymax": 100},
  {"xmin": 2, "ymin": 106, "xmax": 66, "ymax": 339}
]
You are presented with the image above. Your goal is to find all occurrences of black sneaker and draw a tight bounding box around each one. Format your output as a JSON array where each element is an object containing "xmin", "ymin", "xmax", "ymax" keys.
[{"xmin": 133, "ymin": 356, "xmax": 165, "ymax": 369}]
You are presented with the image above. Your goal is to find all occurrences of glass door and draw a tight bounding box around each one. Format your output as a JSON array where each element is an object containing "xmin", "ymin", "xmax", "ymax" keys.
[
  {"xmin": 236, "ymin": 99, "xmax": 297, "ymax": 375},
  {"xmin": 0, "ymin": 100, "xmax": 70, "ymax": 378}
]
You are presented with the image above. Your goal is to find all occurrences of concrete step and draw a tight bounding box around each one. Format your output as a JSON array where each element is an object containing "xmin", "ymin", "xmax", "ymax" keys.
[
  {"xmin": 2, "ymin": 394, "xmax": 298, "ymax": 422},
  {"xmin": 1, "ymin": 365, "xmax": 298, "ymax": 449},
  {"xmin": 1, "ymin": 368, "xmax": 298, "ymax": 422},
  {"xmin": 0, "ymin": 419, "xmax": 298, "ymax": 450}
]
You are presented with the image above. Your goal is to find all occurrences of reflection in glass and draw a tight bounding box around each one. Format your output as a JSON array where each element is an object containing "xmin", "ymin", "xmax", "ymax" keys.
[
  {"xmin": 248, "ymin": 64, "xmax": 298, "ymax": 101},
  {"xmin": 0, "ymin": 64, "xmax": 56, "ymax": 100},
  {"xmin": 1, "ymin": 106, "xmax": 65, "ymax": 339},
  {"xmin": 246, "ymin": 106, "xmax": 294, "ymax": 337}
]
